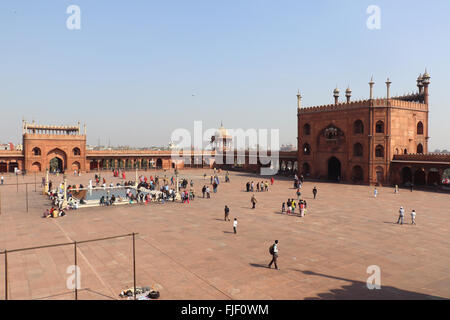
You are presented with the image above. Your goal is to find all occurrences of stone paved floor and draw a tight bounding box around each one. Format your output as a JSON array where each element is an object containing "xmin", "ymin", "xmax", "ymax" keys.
[{"xmin": 0, "ymin": 169, "xmax": 449, "ymax": 300}]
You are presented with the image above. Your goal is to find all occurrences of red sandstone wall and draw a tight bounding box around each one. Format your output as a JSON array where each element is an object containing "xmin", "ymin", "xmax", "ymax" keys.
[
  {"xmin": 297, "ymin": 99, "xmax": 428, "ymax": 185},
  {"xmin": 23, "ymin": 134, "xmax": 86, "ymax": 173}
]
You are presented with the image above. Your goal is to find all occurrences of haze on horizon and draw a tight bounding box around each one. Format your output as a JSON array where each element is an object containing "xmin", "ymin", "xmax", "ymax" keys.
[{"xmin": 1, "ymin": 0, "xmax": 449, "ymax": 150}]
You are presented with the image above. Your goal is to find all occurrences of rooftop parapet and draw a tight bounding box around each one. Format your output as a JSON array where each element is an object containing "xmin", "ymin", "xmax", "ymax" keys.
[
  {"xmin": 393, "ymin": 153, "xmax": 450, "ymax": 162},
  {"xmin": 299, "ymin": 97, "xmax": 427, "ymax": 114}
]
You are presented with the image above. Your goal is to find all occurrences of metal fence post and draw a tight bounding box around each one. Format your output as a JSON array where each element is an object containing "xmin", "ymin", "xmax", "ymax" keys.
[
  {"xmin": 26, "ymin": 183, "xmax": 28, "ymax": 213},
  {"xmin": 74, "ymin": 241, "xmax": 78, "ymax": 300},
  {"xmin": 4, "ymin": 250, "xmax": 8, "ymax": 300},
  {"xmin": 132, "ymin": 233, "xmax": 136, "ymax": 300}
]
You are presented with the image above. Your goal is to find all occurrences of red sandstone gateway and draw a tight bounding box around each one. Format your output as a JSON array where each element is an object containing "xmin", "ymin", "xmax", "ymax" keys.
[{"xmin": 296, "ymin": 71, "xmax": 450, "ymax": 187}]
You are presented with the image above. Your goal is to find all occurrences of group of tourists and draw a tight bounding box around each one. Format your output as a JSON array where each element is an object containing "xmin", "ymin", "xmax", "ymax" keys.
[
  {"xmin": 282, "ymin": 198, "xmax": 308, "ymax": 216},
  {"xmin": 100, "ymin": 194, "xmax": 118, "ymax": 206},
  {"xmin": 245, "ymin": 179, "xmax": 273, "ymax": 193},
  {"xmin": 42, "ymin": 206, "xmax": 66, "ymax": 218},
  {"xmin": 396, "ymin": 206, "xmax": 417, "ymax": 225},
  {"xmin": 201, "ymin": 185, "xmax": 211, "ymax": 198}
]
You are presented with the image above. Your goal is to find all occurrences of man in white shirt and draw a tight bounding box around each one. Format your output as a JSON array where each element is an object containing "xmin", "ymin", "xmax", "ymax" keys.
[
  {"xmin": 411, "ymin": 210, "xmax": 416, "ymax": 225},
  {"xmin": 268, "ymin": 240, "xmax": 279, "ymax": 270},
  {"xmin": 397, "ymin": 206, "xmax": 405, "ymax": 225},
  {"xmin": 233, "ymin": 218, "xmax": 238, "ymax": 234}
]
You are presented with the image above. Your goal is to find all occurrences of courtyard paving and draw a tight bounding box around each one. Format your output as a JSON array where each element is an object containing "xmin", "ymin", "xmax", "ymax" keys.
[{"xmin": 0, "ymin": 169, "xmax": 449, "ymax": 300}]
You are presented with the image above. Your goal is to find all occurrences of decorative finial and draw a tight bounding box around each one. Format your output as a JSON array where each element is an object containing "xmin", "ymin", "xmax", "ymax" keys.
[
  {"xmin": 333, "ymin": 86, "xmax": 340, "ymax": 94},
  {"xmin": 297, "ymin": 90, "xmax": 302, "ymax": 109}
]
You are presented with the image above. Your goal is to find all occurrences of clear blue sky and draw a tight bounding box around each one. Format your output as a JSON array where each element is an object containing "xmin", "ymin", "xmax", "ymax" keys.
[{"xmin": 1, "ymin": 0, "xmax": 449, "ymax": 149}]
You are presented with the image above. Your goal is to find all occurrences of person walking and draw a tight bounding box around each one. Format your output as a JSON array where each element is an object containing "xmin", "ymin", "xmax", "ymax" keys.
[
  {"xmin": 312, "ymin": 186, "xmax": 317, "ymax": 199},
  {"xmin": 296, "ymin": 188, "xmax": 301, "ymax": 202},
  {"xmin": 397, "ymin": 206, "xmax": 405, "ymax": 225},
  {"xmin": 251, "ymin": 195, "xmax": 257, "ymax": 209},
  {"xmin": 411, "ymin": 210, "xmax": 416, "ymax": 225},
  {"xmin": 233, "ymin": 218, "xmax": 238, "ymax": 234},
  {"xmin": 0, "ymin": 175, "xmax": 3, "ymax": 185},
  {"xmin": 224, "ymin": 205, "xmax": 230, "ymax": 221},
  {"xmin": 202, "ymin": 185, "xmax": 206, "ymax": 198},
  {"xmin": 374, "ymin": 188, "xmax": 378, "ymax": 198},
  {"xmin": 287, "ymin": 199, "xmax": 292, "ymax": 214},
  {"xmin": 268, "ymin": 240, "xmax": 279, "ymax": 270}
]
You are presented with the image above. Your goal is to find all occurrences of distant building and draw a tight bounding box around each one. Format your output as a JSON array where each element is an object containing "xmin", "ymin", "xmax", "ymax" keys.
[
  {"xmin": 0, "ymin": 142, "xmax": 14, "ymax": 151},
  {"xmin": 280, "ymin": 144, "xmax": 296, "ymax": 152}
]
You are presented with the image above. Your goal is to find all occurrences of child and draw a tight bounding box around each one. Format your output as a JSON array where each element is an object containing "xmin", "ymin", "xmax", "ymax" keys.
[
  {"xmin": 411, "ymin": 210, "xmax": 416, "ymax": 225},
  {"xmin": 233, "ymin": 218, "xmax": 238, "ymax": 234}
]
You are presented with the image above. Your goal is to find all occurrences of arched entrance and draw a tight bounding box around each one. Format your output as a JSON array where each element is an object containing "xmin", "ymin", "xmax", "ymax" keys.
[
  {"xmin": 442, "ymin": 169, "xmax": 450, "ymax": 186},
  {"xmin": 328, "ymin": 157, "xmax": 341, "ymax": 181},
  {"xmin": 47, "ymin": 148, "xmax": 66, "ymax": 172},
  {"xmin": 49, "ymin": 157, "xmax": 63, "ymax": 173},
  {"xmin": 281, "ymin": 161, "xmax": 286, "ymax": 171},
  {"xmin": 427, "ymin": 169, "xmax": 440, "ymax": 186},
  {"xmin": 352, "ymin": 165, "xmax": 364, "ymax": 182},
  {"xmin": 71, "ymin": 161, "xmax": 81, "ymax": 172},
  {"xmin": 31, "ymin": 162, "xmax": 42, "ymax": 172},
  {"xmin": 414, "ymin": 168, "xmax": 426, "ymax": 185},
  {"xmin": 0, "ymin": 162, "xmax": 7, "ymax": 173},
  {"xmin": 302, "ymin": 162, "xmax": 311, "ymax": 176},
  {"xmin": 375, "ymin": 166, "xmax": 384, "ymax": 185},
  {"xmin": 8, "ymin": 162, "xmax": 19, "ymax": 173},
  {"xmin": 401, "ymin": 167, "xmax": 412, "ymax": 185},
  {"xmin": 156, "ymin": 158, "xmax": 163, "ymax": 169}
]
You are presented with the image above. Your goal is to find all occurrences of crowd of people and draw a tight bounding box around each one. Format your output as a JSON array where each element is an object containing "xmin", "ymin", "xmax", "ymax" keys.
[{"xmin": 245, "ymin": 178, "xmax": 274, "ymax": 193}]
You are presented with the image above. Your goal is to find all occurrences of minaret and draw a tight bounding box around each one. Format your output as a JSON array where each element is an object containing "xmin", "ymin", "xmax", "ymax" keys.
[
  {"xmin": 333, "ymin": 87, "xmax": 340, "ymax": 105},
  {"xmin": 422, "ymin": 69, "xmax": 430, "ymax": 104},
  {"xmin": 385, "ymin": 78, "xmax": 392, "ymax": 100},
  {"xmin": 345, "ymin": 86, "xmax": 352, "ymax": 103},
  {"xmin": 417, "ymin": 74, "xmax": 424, "ymax": 95},
  {"xmin": 369, "ymin": 76, "xmax": 375, "ymax": 100},
  {"xmin": 296, "ymin": 90, "xmax": 302, "ymax": 111}
]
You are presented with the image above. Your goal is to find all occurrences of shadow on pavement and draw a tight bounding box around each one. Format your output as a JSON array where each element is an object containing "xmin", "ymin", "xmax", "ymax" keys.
[
  {"xmin": 292, "ymin": 270, "xmax": 446, "ymax": 300},
  {"xmin": 249, "ymin": 263, "xmax": 270, "ymax": 269}
]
